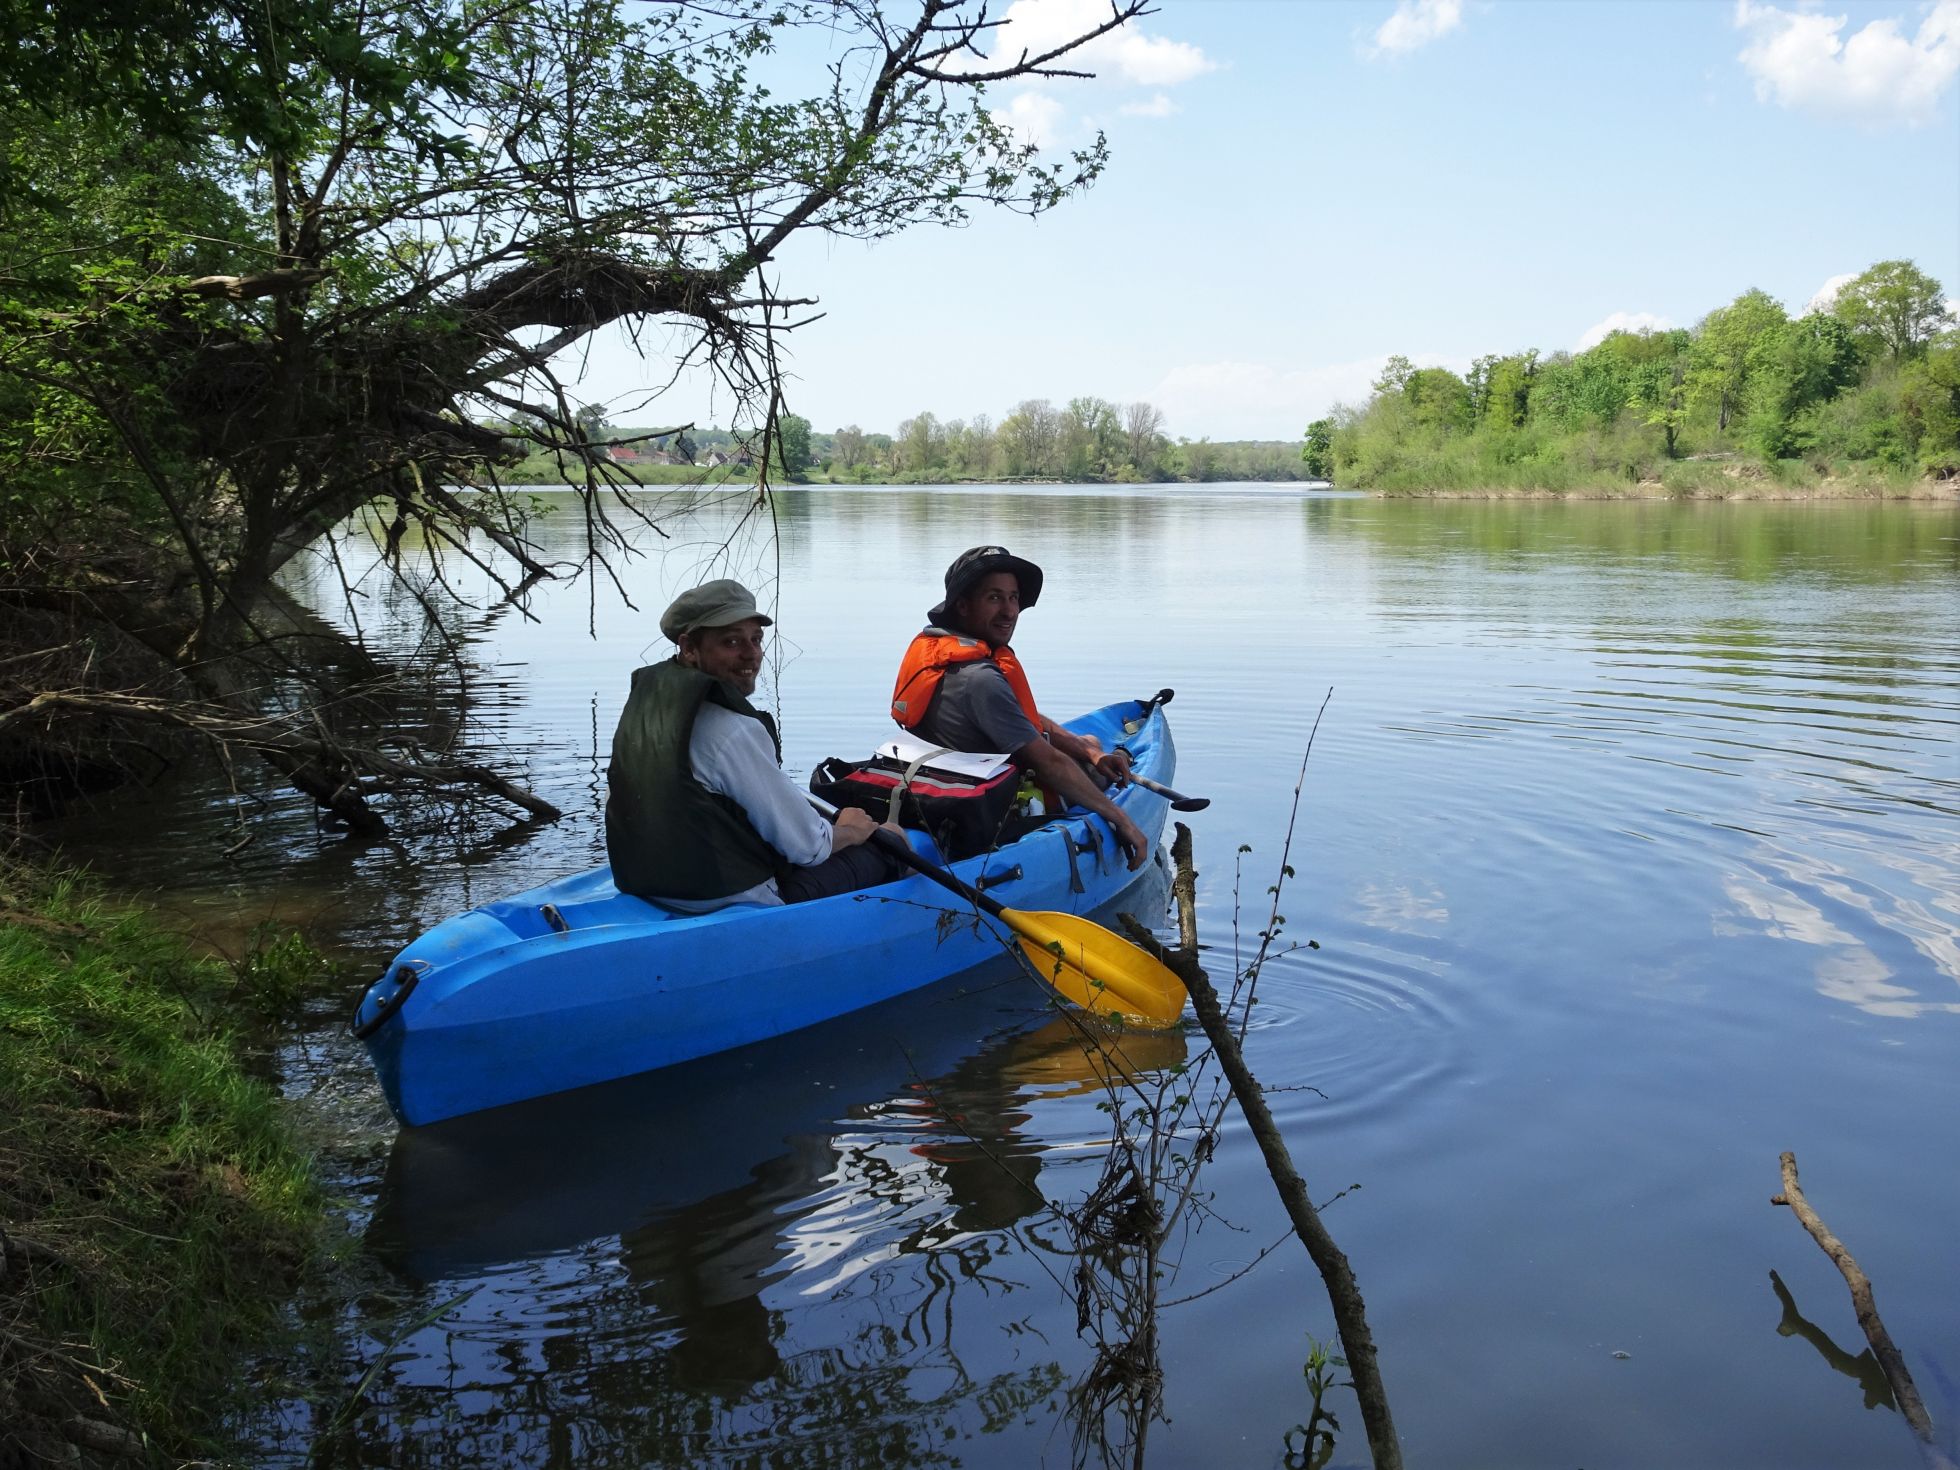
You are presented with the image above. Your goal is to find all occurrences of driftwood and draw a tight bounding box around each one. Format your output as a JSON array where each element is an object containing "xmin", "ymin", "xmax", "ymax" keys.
[
  {"xmin": 1772, "ymin": 1151, "xmax": 1955, "ymax": 1470},
  {"xmin": 64, "ymin": 1414, "xmax": 145, "ymax": 1458},
  {"xmin": 1120, "ymin": 824, "xmax": 1403, "ymax": 1470}
]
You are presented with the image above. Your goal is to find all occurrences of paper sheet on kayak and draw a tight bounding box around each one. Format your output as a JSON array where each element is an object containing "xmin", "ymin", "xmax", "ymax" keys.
[{"xmin": 876, "ymin": 735, "xmax": 1014, "ymax": 780}]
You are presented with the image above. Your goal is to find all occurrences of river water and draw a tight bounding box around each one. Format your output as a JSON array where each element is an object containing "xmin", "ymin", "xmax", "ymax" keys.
[{"xmin": 48, "ymin": 486, "xmax": 1960, "ymax": 1468}]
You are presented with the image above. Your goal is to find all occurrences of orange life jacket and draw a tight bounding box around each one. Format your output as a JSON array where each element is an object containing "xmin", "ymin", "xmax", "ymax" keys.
[{"xmin": 891, "ymin": 627, "xmax": 1042, "ymax": 736}]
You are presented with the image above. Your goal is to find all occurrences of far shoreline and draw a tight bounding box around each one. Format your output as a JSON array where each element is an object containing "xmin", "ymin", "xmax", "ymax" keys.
[{"xmin": 493, "ymin": 467, "xmax": 1957, "ymax": 501}]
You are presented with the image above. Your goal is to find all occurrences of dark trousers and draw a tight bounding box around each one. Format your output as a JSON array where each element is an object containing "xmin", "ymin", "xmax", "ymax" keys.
[{"xmin": 776, "ymin": 840, "xmax": 910, "ymax": 905}]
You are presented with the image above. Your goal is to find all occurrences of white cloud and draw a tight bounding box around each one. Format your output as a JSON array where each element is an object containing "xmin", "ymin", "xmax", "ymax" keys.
[
  {"xmin": 975, "ymin": 0, "xmax": 1214, "ymax": 145},
  {"xmin": 1734, "ymin": 0, "xmax": 1960, "ymax": 128},
  {"xmin": 1370, "ymin": 0, "xmax": 1465, "ymax": 57},
  {"xmin": 992, "ymin": 91, "xmax": 1066, "ymax": 147},
  {"xmin": 1108, "ymin": 30, "xmax": 1215, "ymax": 86},
  {"xmin": 1576, "ymin": 310, "xmax": 1675, "ymax": 350},
  {"xmin": 1804, "ymin": 271, "xmax": 1858, "ymax": 314},
  {"xmin": 990, "ymin": 0, "xmax": 1217, "ymax": 84},
  {"xmin": 1151, "ymin": 355, "xmax": 1453, "ymax": 441}
]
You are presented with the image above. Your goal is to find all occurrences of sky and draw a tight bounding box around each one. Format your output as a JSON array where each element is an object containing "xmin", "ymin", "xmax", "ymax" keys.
[{"xmin": 571, "ymin": 0, "xmax": 1960, "ymax": 443}]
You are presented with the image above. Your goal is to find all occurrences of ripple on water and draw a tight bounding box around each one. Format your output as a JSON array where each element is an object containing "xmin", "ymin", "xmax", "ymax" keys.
[{"xmin": 1223, "ymin": 942, "xmax": 1472, "ymax": 1130}]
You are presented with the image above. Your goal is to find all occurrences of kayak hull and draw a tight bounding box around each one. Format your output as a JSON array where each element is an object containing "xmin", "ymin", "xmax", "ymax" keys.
[{"xmin": 355, "ymin": 699, "xmax": 1177, "ymax": 1125}]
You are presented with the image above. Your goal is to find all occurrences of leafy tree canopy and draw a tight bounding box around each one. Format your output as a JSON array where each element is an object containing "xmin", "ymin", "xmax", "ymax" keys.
[
  {"xmin": 0, "ymin": 0, "xmax": 1149, "ymax": 835},
  {"xmin": 1830, "ymin": 259, "xmax": 1954, "ymax": 361}
]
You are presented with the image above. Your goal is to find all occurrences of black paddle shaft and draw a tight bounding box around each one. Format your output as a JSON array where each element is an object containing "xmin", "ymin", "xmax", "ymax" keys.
[
  {"xmin": 1120, "ymin": 690, "xmax": 1208, "ymax": 811},
  {"xmin": 869, "ymin": 828, "xmax": 1013, "ymax": 922},
  {"xmin": 806, "ymin": 794, "xmax": 1014, "ymax": 921}
]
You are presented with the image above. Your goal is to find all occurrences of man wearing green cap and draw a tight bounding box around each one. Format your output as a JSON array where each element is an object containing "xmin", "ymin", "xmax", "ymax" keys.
[
  {"xmin": 606, "ymin": 578, "xmax": 906, "ymax": 910},
  {"xmin": 890, "ymin": 546, "xmax": 1147, "ymax": 870}
]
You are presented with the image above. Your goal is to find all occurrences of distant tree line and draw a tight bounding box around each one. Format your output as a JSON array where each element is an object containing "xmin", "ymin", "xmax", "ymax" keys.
[
  {"xmin": 1305, "ymin": 259, "xmax": 1959, "ymax": 491},
  {"xmin": 809, "ymin": 397, "xmax": 1316, "ymax": 483},
  {"xmin": 501, "ymin": 397, "xmax": 1320, "ymax": 484}
]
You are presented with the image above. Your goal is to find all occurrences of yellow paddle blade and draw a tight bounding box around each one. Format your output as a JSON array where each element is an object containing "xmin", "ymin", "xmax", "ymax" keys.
[{"xmin": 1003, "ymin": 908, "xmax": 1188, "ymax": 1030}]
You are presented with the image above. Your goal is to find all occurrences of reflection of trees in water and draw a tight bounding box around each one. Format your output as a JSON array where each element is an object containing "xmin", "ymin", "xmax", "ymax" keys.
[{"xmin": 1332, "ymin": 496, "xmax": 1960, "ymax": 587}]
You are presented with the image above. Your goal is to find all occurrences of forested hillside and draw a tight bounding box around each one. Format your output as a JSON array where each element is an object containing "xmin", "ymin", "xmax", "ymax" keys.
[{"xmin": 1304, "ymin": 261, "xmax": 1958, "ymax": 493}]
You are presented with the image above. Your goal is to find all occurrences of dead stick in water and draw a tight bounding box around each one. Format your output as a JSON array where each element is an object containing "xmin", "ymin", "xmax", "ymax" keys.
[
  {"xmin": 1773, "ymin": 1150, "xmax": 1955, "ymax": 1470},
  {"xmin": 1121, "ymin": 824, "xmax": 1403, "ymax": 1470}
]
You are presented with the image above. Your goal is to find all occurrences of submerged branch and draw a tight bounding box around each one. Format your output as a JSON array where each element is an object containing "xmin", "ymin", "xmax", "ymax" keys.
[
  {"xmin": 1120, "ymin": 824, "xmax": 1403, "ymax": 1470},
  {"xmin": 1773, "ymin": 1151, "xmax": 1954, "ymax": 1470}
]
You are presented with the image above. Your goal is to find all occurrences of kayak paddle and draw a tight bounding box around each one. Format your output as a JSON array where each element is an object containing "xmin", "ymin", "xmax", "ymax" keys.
[
  {"xmin": 1128, "ymin": 772, "xmax": 1209, "ymax": 812},
  {"xmin": 1116, "ymin": 691, "xmax": 1209, "ymax": 810},
  {"xmin": 811, "ymin": 798, "xmax": 1188, "ymax": 1029}
]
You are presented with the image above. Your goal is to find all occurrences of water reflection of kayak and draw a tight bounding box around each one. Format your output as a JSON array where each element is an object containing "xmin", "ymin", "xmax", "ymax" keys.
[
  {"xmin": 367, "ymin": 861, "xmax": 1176, "ymax": 1286},
  {"xmin": 352, "ymin": 699, "xmax": 1178, "ymax": 1125}
]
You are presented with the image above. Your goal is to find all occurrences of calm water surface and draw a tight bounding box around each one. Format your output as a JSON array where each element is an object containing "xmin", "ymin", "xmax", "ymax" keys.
[{"xmin": 52, "ymin": 487, "xmax": 1960, "ymax": 1468}]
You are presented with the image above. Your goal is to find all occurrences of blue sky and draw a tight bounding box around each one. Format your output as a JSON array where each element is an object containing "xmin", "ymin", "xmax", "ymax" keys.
[{"xmin": 575, "ymin": 0, "xmax": 1960, "ymax": 442}]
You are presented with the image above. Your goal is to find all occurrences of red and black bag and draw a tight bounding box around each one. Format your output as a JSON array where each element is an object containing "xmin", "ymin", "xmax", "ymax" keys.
[{"xmin": 809, "ymin": 753, "xmax": 1022, "ymax": 861}]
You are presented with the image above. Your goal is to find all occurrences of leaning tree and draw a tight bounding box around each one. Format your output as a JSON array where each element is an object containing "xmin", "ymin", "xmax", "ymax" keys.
[{"xmin": 0, "ymin": 0, "xmax": 1146, "ymax": 836}]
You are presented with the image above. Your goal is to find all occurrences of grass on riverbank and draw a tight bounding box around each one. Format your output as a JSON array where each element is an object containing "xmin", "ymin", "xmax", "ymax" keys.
[{"xmin": 1, "ymin": 861, "xmax": 325, "ymax": 1464}]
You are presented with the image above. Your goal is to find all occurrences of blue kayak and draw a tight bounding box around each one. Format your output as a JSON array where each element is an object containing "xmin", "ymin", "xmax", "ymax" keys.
[{"xmin": 354, "ymin": 698, "xmax": 1178, "ymax": 1125}]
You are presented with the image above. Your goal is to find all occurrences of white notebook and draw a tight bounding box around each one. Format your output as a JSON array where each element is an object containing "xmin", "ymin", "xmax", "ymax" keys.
[{"xmin": 875, "ymin": 734, "xmax": 1014, "ymax": 781}]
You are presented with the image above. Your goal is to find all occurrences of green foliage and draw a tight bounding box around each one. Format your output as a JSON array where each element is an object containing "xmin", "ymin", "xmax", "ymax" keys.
[
  {"xmin": 0, "ymin": 861, "xmax": 324, "ymax": 1457},
  {"xmin": 0, "ymin": 0, "xmax": 476, "ymax": 159},
  {"xmin": 1329, "ymin": 263, "xmax": 1949, "ymax": 492},
  {"xmin": 1831, "ymin": 259, "xmax": 1953, "ymax": 361},
  {"xmin": 1745, "ymin": 314, "xmax": 1863, "ymax": 458},
  {"xmin": 774, "ymin": 412, "xmax": 813, "ymax": 475},
  {"xmin": 1479, "ymin": 351, "xmax": 1539, "ymax": 431},
  {"xmin": 1687, "ymin": 288, "xmax": 1788, "ymax": 431},
  {"xmin": 1, "ymin": 0, "xmax": 1157, "ymax": 828},
  {"xmin": 1301, "ymin": 418, "xmax": 1334, "ymax": 478},
  {"xmin": 1403, "ymin": 367, "xmax": 1472, "ymax": 434},
  {"xmin": 1900, "ymin": 332, "xmax": 1960, "ymax": 474},
  {"xmin": 1797, "ymin": 363, "xmax": 1913, "ymax": 467},
  {"xmin": 1281, "ymin": 1334, "xmax": 1349, "ymax": 1470}
]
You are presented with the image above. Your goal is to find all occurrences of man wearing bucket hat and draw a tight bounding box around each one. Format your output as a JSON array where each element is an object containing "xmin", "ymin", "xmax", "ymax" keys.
[
  {"xmin": 890, "ymin": 546, "xmax": 1147, "ymax": 870},
  {"xmin": 606, "ymin": 578, "xmax": 906, "ymax": 910}
]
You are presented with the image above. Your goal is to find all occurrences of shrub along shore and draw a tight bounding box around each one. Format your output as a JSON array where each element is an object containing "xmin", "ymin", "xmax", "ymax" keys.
[
  {"xmin": 1364, "ymin": 459, "xmax": 1953, "ymax": 499},
  {"xmin": 0, "ymin": 860, "xmax": 326, "ymax": 1464}
]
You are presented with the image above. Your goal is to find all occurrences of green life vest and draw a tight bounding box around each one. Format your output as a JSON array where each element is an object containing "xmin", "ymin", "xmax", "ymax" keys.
[{"xmin": 604, "ymin": 659, "xmax": 790, "ymax": 901}]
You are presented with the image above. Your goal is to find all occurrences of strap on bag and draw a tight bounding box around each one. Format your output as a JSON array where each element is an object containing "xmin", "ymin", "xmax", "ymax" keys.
[{"xmin": 891, "ymin": 744, "xmax": 956, "ymax": 824}]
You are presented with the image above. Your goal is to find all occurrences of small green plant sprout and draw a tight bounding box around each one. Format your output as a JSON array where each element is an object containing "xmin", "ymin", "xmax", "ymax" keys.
[{"xmin": 1282, "ymin": 1333, "xmax": 1351, "ymax": 1470}]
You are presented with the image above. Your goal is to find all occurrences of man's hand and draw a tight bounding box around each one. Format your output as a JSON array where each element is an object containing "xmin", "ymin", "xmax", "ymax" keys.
[
  {"xmin": 1019, "ymin": 736, "xmax": 1150, "ymax": 871},
  {"xmin": 1110, "ymin": 809, "xmax": 1149, "ymax": 871},
  {"xmin": 831, "ymin": 806, "xmax": 880, "ymax": 849},
  {"xmin": 1093, "ymin": 746, "xmax": 1133, "ymax": 785}
]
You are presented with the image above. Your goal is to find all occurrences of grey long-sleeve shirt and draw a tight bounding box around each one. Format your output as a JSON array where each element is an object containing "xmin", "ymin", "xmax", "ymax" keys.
[{"xmin": 655, "ymin": 702, "xmax": 833, "ymax": 913}]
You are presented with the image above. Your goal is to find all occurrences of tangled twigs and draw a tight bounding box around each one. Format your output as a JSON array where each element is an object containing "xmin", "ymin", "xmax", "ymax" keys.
[
  {"xmin": 0, "ymin": 689, "xmax": 562, "ymax": 829},
  {"xmin": 1772, "ymin": 1151, "xmax": 1956, "ymax": 1470},
  {"xmin": 1119, "ymin": 825, "xmax": 1403, "ymax": 1470}
]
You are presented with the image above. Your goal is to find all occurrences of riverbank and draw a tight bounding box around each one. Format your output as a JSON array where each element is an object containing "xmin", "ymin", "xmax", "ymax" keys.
[
  {"xmin": 493, "ymin": 459, "xmax": 1951, "ymax": 498},
  {"xmin": 1365, "ymin": 460, "xmax": 1954, "ymax": 499},
  {"xmin": 0, "ymin": 860, "xmax": 327, "ymax": 1464}
]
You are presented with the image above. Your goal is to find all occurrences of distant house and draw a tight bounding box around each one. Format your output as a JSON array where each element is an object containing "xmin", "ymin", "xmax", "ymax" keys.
[
  {"xmin": 703, "ymin": 449, "xmax": 731, "ymax": 467},
  {"xmin": 607, "ymin": 444, "xmax": 678, "ymax": 467}
]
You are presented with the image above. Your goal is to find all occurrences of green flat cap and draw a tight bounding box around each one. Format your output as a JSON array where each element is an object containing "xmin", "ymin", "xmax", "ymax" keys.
[{"xmin": 660, "ymin": 578, "xmax": 773, "ymax": 641}]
